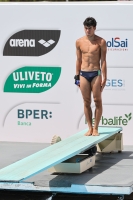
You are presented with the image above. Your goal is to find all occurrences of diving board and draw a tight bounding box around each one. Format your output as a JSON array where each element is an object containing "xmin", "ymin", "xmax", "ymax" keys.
[{"xmin": 0, "ymin": 127, "xmax": 122, "ymax": 182}]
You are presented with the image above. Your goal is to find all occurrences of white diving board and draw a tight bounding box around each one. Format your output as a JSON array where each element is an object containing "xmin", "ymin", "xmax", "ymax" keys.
[{"xmin": 0, "ymin": 127, "xmax": 122, "ymax": 182}]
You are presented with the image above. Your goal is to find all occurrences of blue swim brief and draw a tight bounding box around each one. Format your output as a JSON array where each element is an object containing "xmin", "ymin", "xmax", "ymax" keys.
[{"xmin": 80, "ymin": 70, "xmax": 101, "ymax": 82}]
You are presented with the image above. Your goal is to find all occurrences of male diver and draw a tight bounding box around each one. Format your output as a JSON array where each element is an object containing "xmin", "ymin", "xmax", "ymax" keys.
[{"xmin": 75, "ymin": 17, "xmax": 107, "ymax": 136}]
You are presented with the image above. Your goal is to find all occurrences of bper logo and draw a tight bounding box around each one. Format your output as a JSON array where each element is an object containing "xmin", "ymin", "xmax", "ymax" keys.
[
  {"xmin": 3, "ymin": 30, "xmax": 61, "ymax": 56},
  {"xmin": 17, "ymin": 109, "xmax": 52, "ymax": 126},
  {"xmin": 18, "ymin": 109, "xmax": 52, "ymax": 119}
]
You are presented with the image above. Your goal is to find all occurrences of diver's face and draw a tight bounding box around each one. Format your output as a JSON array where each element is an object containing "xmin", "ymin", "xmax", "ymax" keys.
[{"xmin": 84, "ymin": 26, "xmax": 96, "ymax": 37}]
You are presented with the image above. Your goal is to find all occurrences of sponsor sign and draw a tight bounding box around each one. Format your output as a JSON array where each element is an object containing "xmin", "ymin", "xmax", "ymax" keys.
[
  {"xmin": 3, "ymin": 30, "xmax": 61, "ymax": 56},
  {"xmin": 85, "ymin": 113, "xmax": 132, "ymax": 126},
  {"xmin": 17, "ymin": 109, "xmax": 52, "ymax": 126},
  {"xmin": 105, "ymin": 79, "xmax": 125, "ymax": 90},
  {"xmin": 106, "ymin": 37, "xmax": 128, "ymax": 51},
  {"xmin": 4, "ymin": 66, "xmax": 61, "ymax": 93}
]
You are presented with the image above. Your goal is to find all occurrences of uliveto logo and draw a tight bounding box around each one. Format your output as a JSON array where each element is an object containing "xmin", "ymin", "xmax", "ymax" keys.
[
  {"xmin": 106, "ymin": 37, "xmax": 128, "ymax": 51},
  {"xmin": 85, "ymin": 113, "xmax": 132, "ymax": 126},
  {"xmin": 4, "ymin": 66, "xmax": 61, "ymax": 93},
  {"xmin": 3, "ymin": 30, "xmax": 61, "ymax": 56}
]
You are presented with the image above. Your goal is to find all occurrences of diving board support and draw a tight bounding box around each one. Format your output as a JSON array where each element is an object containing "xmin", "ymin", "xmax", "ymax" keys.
[
  {"xmin": 48, "ymin": 154, "xmax": 95, "ymax": 173},
  {"xmin": 97, "ymin": 132, "xmax": 123, "ymax": 153}
]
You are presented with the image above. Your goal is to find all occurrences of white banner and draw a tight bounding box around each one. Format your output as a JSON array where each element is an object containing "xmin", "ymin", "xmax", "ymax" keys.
[{"xmin": 0, "ymin": 2, "xmax": 133, "ymax": 144}]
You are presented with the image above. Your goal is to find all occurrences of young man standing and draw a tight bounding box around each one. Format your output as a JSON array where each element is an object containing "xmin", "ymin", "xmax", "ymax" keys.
[{"xmin": 75, "ymin": 17, "xmax": 107, "ymax": 136}]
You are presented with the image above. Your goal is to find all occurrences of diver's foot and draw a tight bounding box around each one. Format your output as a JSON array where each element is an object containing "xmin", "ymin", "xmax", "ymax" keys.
[
  {"xmin": 92, "ymin": 128, "xmax": 99, "ymax": 136},
  {"xmin": 85, "ymin": 128, "xmax": 93, "ymax": 136}
]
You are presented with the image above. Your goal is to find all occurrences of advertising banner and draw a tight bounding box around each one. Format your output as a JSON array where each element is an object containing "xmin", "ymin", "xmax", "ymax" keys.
[{"xmin": 0, "ymin": 3, "xmax": 133, "ymax": 144}]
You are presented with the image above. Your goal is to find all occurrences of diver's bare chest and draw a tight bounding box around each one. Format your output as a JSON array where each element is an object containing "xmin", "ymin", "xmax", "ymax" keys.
[{"xmin": 80, "ymin": 41, "xmax": 100, "ymax": 54}]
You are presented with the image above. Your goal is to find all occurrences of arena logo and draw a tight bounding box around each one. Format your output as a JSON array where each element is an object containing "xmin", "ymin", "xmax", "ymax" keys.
[
  {"xmin": 105, "ymin": 79, "xmax": 125, "ymax": 90},
  {"xmin": 17, "ymin": 109, "xmax": 52, "ymax": 126},
  {"xmin": 9, "ymin": 39, "xmax": 35, "ymax": 47},
  {"xmin": 106, "ymin": 37, "xmax": 128, "ymax": 51},
  {"xmin": 86, "ymin": 113, "xmax": 132, "ymax": 126},
  {"xmin": 3, "ymin": 30, "xmax": 61, "ymax": 56}
]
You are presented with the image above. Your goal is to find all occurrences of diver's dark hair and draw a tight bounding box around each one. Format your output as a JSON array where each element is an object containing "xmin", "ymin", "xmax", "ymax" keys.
[{"xmin": 83, "ymin": 17, "xmax": 97, "ymax": 27}]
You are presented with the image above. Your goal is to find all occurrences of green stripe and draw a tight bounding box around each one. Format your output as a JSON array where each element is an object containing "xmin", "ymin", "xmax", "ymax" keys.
[{"xmin": 98, "ymin": 70, "xmax": 101, "ymax": 76}]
